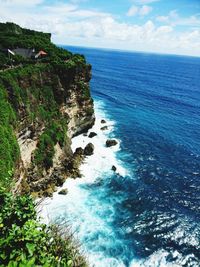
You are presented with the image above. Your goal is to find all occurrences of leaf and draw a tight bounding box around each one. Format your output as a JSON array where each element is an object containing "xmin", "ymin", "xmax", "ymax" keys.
[
  {"xmin": 8, "ymin": 261, "xmax": 18, "ymax": 267},
  {"xmin": 0, "ymin": 252, "xmax": 6, "ymax": 260},
  {"xmin": 67, "ymin": 259, "xmax": 73, "ymax": 267},
  {"xmin": 26, "ymin": 257, "xmax": 36, "ymax": 267},
  {"xmin": 26, "ymin": 243, "xmax": 36, "ymax": 256}
]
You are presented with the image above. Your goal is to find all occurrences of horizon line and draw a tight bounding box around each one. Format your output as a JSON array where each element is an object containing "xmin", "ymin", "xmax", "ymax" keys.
[{"xmin": 57, "ymin": 43, "xmax": 200, "ymax": 59}]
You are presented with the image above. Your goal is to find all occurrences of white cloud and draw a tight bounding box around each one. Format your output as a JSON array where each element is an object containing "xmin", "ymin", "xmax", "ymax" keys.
[
  {"xmin": 131, "ymin": 0, "xmax": 159, "ymax": 5},
  {"xmin": 127, "ymin": 4, "xmax": 152, "ymax": 16},
  {"xmin": 127, "ymin": 5, "xmax": 139, "ymax": 16},
  {"xmin": 156, "ymin": 10, "xmax": 178, "ymax": 23},
  {"xmin": 0, "ymin": 0, "xmax": 43, "ymax": 6},
  {"xmin": 70, "ymin": 0, "xmax": 89, "ymax": 3},
  {"xmin": 156, "ymin": 10, "xmax": 200, "ymax": 27},
  {"xmin": 139, "ymin": 5, "xmax": 152, "ymax": 16},
  {"xmin": 40, "ymin": 3, "xmax": 111, "ymax": 21},
  {"xmin": 0, "ymin": 1, "xmax": 199, "ymax": 57},
  {"xmin": 44, "ymin": 3, "xmax": 78, "ymax": 16},
  {"xmin": 53, "ymin": 17, "xmax": 200, "ymax": 57}
]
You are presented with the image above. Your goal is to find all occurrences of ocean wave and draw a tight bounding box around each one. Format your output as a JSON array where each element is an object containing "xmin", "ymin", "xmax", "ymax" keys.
[{"xmin": 39, "ymin": 100, "xmax": 132, "ymax": 266}]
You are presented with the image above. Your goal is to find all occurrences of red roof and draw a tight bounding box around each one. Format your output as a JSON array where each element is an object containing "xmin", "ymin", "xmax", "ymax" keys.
[{"xmin": 39, "ymin": 50, "xmax": 47, "ymax": 55}]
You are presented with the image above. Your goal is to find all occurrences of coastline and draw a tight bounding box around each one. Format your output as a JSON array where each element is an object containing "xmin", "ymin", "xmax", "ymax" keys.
[
  {"xmin": 38, "ymin": 100, "xmax": 181, "ymax": 267},
  {"xmin": 39, "ymin": 100, "xmax": 129, "ymax": 266},
  {"xmin": 37, "ymin": 47, "xmax": 200, "ymax": 267}
]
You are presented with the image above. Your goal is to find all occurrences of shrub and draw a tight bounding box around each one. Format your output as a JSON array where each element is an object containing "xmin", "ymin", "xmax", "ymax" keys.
[
  {"xmin": 0, "ymin": 189, "xmax": 88, "ymax": 266},
  {"xmin": 34, "ymin": 133, "xmax": 55, "ymax": 170},
  {"xmin": 0, "ymin": 85, "xmax": 19, "ymax": 188},
  {"xmin": 77, "ymin": 81, "xmax": 90, "ymax": 98},
  {"xmin": 34, "ymin": 122, "xmax": 67, "ymax": 169}
]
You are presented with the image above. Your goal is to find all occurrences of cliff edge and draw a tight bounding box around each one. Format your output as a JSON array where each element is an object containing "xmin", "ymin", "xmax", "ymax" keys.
[{"xmin": 0, "ymin": 22, "xmax": 95, "ymax": 197}]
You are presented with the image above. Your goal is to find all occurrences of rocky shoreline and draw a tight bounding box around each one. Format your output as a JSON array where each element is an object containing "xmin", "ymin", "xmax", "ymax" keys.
[
  {"xmin": 35, "ymin": 117, "xmax": 119, "ymax": 198},
  {"xmin": 38, "ymin": 101, "xmax": 126, "ymax": 267}
]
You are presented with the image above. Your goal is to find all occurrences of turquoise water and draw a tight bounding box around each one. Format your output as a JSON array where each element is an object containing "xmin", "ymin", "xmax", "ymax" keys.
[{"xmin": 46, "ymin": 47, "xmax": 200, "ymax": 266}]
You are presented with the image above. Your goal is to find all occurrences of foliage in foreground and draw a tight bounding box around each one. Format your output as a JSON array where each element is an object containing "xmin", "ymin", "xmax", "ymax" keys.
[{"xmin": 0, "ymin": 189, "xmax": 88, "ymax": 267}]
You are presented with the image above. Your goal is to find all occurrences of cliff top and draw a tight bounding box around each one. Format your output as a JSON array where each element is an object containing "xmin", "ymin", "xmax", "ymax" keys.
[
  {"xmin": 0, "ymin": 22, "xmax": 51, "ymax": 39},
  {"xmin": 0, "ymin": 22, "xmax": 86, "ymax": 70}
]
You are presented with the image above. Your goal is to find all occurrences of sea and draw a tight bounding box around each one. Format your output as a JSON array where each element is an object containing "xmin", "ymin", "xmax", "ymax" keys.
[{"xmin": 40, "ymin": 47, "xmax": 200, "ymax": 267}]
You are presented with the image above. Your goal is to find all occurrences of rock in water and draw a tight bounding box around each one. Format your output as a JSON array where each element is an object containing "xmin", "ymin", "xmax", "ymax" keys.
[
  {"xmin": 74, "ymin": 147, "xmax": 84, "ymax": 156},
  {"xmin": 101, "ymin": 126, "xmax": 108, "ymax": 131},
  {"xmin": 101, "ymin": 119, "xmax": 106, "ymax": 124},
  {"xmin": 88, "ymin": 132, "xmax": 97, "ymax": 138},
  {"xmin": 84, "ymin": 143, "xmax": 94, "ymax": 156},
  {"xmin": 106, "ymin": 139, "xmax": 118, "ymax": 147},
  {"xmin": 111, "ymin": 165, "xmax": 117, "ymax": 172},
  {"xmin": 58, "ymin": 188, "xmax": 68, "ymax": 195}
]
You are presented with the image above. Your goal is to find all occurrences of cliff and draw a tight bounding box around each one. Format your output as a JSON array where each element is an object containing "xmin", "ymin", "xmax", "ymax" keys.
[{"xmin": 0, "ymin": 22, "xmax": 95, "ymax": 197}]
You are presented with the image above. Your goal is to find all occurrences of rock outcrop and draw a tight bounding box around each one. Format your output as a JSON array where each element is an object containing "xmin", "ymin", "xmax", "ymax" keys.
[
  {"xmin": 101, "ymin": 126, "xmax": 108, "ymax": 131},
  {"xmin": 106, "ymin": 139, "xmax": 118, "ymax": 147},
  {"xmin": 111, "ymin": 165, "xmax": 117, "ymax": 172},
  {"xmin": 58, "ymin": 188, "xmax": 68, "ymax": 195},
  {"xmin": 84, "ymin": 143, "xmax": 94, "ymax": 156},
  {"xmin": 88, "ymin": 132, "xmax": 97, "ymax": 138}
]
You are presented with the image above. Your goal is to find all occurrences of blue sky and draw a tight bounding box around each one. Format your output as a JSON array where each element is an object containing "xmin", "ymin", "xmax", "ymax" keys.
[{"xmin": 0, "ymin": 0, "xmax": 200, "ymax": 56}]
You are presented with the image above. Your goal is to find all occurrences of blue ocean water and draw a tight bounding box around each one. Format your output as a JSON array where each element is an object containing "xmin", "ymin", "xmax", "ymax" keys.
[{"xmin": 52, "ymin": 46, "xmax": 200, "ymax": 266}]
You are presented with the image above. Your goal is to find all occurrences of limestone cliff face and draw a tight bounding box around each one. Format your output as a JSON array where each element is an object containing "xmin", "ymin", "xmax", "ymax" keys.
[
  {"xmin": 1, "ymin": 63, "xmax": 95, "ymax": 196},
  {"xmin": 0, "ymin": 22, "xmax": 95, "ymax": 196}
]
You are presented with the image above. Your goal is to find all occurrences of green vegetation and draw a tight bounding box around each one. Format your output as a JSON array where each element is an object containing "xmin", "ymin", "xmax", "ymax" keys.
[
  {"xmin": 34, "ymin": 122, "xmax": 67, "ymax": 169},
  {"xmin": 0, "ymin": 22, "xmax": 92, "ymax": 266},
  {"xmin": 0, "ymin": 22, "xmax": 87, "ymax": 69},
  {"xmin": 0, "ymin": 51, "xmax": 90, "ymax": 186},
  {"xmin": 0, "ymin": 63, "xmax": 71, "ymax": 182},
  {"xmin": 0, "ymin": 189, "xmax": 88, "ymax": 266},
  {"xmin": 0, "ymin": 82, "xmax": 20, "ymax": 189},
  {"xmin": 77, "ymin": 81, "xmax": 91, "ymax": 99}
]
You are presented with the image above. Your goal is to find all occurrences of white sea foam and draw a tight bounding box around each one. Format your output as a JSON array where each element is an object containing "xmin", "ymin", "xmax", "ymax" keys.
[
  {"xmin": 71, "ymin": 102, "xmax": 128, "ymax": 180},
  {"xmin": 39, "ymin": 100, "xmax": 130, "ymax": 267}
]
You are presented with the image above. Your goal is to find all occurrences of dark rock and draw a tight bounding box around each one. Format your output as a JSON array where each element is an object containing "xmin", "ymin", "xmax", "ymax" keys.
[
  {"xmin": 72, "ymin": 117, "xmax": 95, "ymax": 137},
  {"xmin": 63, "ymin": 147, "xmax": 84, "ymax": 178},
  {"xmin": 65, "ymin": 159, "xmax": 81, "ymax": 178},
  {"xmin": 58, "ymin": 188, "xmax": 68, "ymax": 195},
  {"xmin": 88, "ymin": 132, "xmax": 97, "ymax": 138},
  {"xmin": 29, "ymin": 130, "xmax": 35, "ymax": 139},
  {"xmin": 64, "ymin": 138, "xmax": 73, "ymax": 157},
  {"xmin": 101, "ymin": 119, "xmax": 106, "ymax": 124},
  {"xmin": 106, "ymin": 139, "xmax": 118, "ymax": 147},
  {"xmin": 74, "ymin": 147, "xmax": 84, "ymax": 156},
  {"xmin": 111, "ymin": 165, "xmax": 117, "ymax": 172},
  {"xmin": 101, "ymin": 126, "xmax": 108, "ymax": 131},
  {"xmin": 84, "ymin": 143, "xmax": 94, "ymax": 156},
  {"xmin": 83, "ymin": 133, "xmax": 88, "ymax": 137},
  {"xmin": 20, "ymin": 177, "xmax": 30, "ymax": 194},
  {"xmin": 55, "ymin": 175, "xmax": 66, "ymax": 187},
  {"xmin": 43, "ymin": 187, "xmax": 54, "ymax": 197}
]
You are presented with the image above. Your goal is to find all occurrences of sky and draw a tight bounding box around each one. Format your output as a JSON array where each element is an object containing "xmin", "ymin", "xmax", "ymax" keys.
[{"xmin": 0, "ymin": 0, "xmax": 200, "ymax": 56}]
